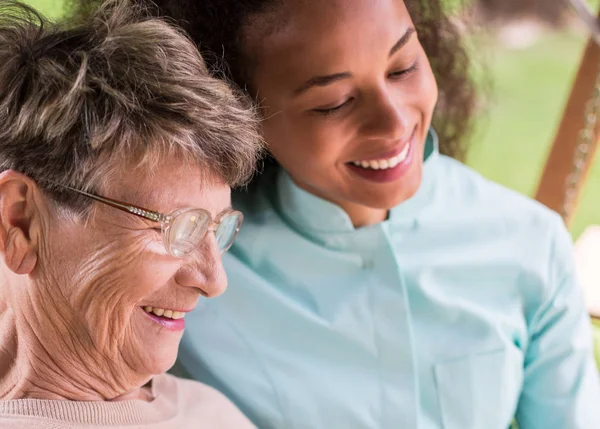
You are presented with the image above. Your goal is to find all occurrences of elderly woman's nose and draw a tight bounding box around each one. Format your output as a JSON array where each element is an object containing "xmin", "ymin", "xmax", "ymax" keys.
[{"xmin": 175, "ymin": 238, "xmax": 228, "ymax": 297}]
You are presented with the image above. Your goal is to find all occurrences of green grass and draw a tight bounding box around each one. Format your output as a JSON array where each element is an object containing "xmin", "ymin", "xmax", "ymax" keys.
[{"xmin": 466, "ymin": 30, "xmax": 599, "ymax": 240}]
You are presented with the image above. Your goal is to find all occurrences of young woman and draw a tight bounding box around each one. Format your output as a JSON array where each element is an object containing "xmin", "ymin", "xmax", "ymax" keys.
[{"xmin": 149, "ymin": 0, "xmax": 600, "ymax": 427}]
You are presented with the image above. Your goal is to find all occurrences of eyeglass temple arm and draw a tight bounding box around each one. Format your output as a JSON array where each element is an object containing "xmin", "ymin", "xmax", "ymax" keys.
[{"xmin": 59, "ymin": 185, "xmax": 166, "ymax": 223}]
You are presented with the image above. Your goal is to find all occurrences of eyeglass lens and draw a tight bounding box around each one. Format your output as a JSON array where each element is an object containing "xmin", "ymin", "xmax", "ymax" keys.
[{"xmin": 167, "ymin": 210, "xmax": 242, "ymax": 257}]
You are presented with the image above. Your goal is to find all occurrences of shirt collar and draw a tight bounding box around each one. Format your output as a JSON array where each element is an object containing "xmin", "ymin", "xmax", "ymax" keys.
[{"xmin": 274, "ymin": 128, "xmax": 440, "ymax": 236}]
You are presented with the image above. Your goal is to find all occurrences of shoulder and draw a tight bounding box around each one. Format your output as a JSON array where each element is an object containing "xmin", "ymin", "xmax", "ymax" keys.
[
  {"xmin": 154, "ymin": 374, "xmax": 256, "ymax": 428},
  {"xmin": 429, "ymin": 158, "xmax": 579, "ymax": 322},
  {"xmin": 434, "ymin": 155, "xmax": 565, "ymax": 237},
  {"xmin": 424, "ymin": 156, "xmax": 574, "ymax": 293},
  {"xmin": 154, "ymin": 373, "xmax": 232, "ymax": 405},
  {"xmin": 438, "ymin": 155, "xmax": 553, "ymax": 213},
  {"xmin": 0, "ymin": 416, "xmax": 67, "ymax": 429}
]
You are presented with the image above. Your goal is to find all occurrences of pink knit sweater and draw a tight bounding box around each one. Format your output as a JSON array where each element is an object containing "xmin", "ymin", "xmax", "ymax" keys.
[{"xmin": 0, "ymin": 374, "xmax": 255, "ymax": 428}]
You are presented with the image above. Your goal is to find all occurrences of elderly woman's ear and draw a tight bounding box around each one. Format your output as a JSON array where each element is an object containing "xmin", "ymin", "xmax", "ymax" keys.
[{"xmin": 0, "ymin": 170, "xmax": 40, "ymax": 275}]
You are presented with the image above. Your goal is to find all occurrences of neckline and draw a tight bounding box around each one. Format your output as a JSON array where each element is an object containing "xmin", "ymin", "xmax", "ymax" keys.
[{"xmin": 0, "ymin": 374, "xmax": 175, "ymax": 425}]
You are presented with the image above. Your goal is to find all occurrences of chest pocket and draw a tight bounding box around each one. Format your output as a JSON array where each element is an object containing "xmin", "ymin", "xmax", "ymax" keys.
[{"xmin": 434, "ymin": 348, "xmax": 522, "ymax": 429}]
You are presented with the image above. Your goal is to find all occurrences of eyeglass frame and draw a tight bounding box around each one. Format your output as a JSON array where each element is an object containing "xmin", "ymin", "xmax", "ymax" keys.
[{"xmin": 52, "ymin": 183, "xmax": 243, "ymax": 256}]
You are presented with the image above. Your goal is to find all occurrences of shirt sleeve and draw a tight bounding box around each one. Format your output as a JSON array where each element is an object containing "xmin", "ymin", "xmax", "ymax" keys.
[{"xmin": 516, "ymin": 217, "xmax": 600, "ymax": 429}]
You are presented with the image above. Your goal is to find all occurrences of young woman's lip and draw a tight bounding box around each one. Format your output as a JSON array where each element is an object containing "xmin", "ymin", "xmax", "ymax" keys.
[
  {"xmin": 348, "ymin": 127, "xmax": 417, "ymax": 162},
  {"xmin": 346, "ymin": 135, "xmax": 416, "ymax": 183}
]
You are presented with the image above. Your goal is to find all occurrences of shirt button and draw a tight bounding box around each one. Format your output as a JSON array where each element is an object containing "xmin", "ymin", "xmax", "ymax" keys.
[{"xmin": 362, "ymin": 259, "xmax": 375, "ymax": 270}]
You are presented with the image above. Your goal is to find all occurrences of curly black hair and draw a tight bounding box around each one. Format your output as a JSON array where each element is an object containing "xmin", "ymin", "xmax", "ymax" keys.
[{"xmin": 73, "ymin": 0, "xmax": 477, "ymax": 161}]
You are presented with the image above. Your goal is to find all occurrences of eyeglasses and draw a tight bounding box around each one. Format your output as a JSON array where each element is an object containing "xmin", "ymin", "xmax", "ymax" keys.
[{"xmin": 56, "ymin": 184, "xmax": 243, "ymax": 257}]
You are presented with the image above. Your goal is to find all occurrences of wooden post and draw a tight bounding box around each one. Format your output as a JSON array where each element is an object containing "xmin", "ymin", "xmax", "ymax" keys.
[{"xmin": 535, "ymin": 24, "xmax": 600, "ymax": 226}]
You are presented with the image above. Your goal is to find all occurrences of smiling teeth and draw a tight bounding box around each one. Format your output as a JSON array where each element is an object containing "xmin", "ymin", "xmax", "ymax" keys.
[
  {"xmin": 143, "ymin": 306, "xmax": 185, "ymax": 320},
  {"xmin": 352, "ymin": 143, "xmax": 410, "ymax": 170}
]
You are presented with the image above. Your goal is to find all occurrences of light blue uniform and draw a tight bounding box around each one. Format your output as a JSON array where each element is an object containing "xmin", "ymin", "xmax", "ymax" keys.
[{"xmin": 178, "ymin": 131, "xmax": 600, "ymax": 429}]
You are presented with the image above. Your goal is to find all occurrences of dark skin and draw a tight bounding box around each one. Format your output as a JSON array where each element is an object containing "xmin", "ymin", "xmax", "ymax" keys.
[{"xmin": 245, "ymin": 0, "xmax": 438, "ymax": 227}]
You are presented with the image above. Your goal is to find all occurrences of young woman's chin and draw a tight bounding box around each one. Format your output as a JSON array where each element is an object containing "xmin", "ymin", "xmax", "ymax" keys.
[{"xmin": 343, "ymin": 160, "xmax": 424, "ymax": 210}]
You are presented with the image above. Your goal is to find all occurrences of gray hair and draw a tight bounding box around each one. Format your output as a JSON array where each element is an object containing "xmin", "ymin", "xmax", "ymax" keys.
[{"xmin": 0, "ymin": 0, "xmax": 263, "ymax": 212}]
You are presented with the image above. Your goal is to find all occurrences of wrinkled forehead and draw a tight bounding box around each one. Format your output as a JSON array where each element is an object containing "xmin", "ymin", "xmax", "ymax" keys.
[
  {"xmin": 99, "ymin": 156, "xmax": 231, "ymax": 216},
  {"xmin": 244, "ymin": 0, "xmax": 413, "ymax": 89}
]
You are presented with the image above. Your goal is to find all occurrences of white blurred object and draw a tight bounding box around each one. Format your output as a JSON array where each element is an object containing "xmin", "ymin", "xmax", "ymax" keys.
[
  {"xmin": 575, "ymin": 225, "xmax": 600, "ymax": 317},
  {"xmin": 569, "ymin": 0, "xmax": 600, "ymax": 46},
  {"xmin": 497, "ymin": 20, "xmax": 545, "ymax": 50}
]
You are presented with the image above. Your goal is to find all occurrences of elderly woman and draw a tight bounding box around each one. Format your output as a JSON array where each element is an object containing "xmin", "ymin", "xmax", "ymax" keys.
[{"xmin": 0, "ymin": 1, "xmax": 261, "ymax": 428}]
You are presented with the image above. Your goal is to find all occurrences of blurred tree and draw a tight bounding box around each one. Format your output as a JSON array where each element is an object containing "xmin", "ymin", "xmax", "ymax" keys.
[{"xmin": 477, "ymin": 0, "xmax": 568, "ymax": 25}]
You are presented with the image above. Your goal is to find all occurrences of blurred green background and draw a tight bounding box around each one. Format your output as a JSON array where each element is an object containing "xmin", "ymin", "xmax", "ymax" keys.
[
  {"xmin": 26, "ymin": 0, "xmax": 64, "ymax": 17},
  {"xmin": 467, "ymin": 29, "xmax": 599, "ymax": 240},
  {"xmin": 20, "ymin": 0, "xmax": 600, "ymax": 362}
]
